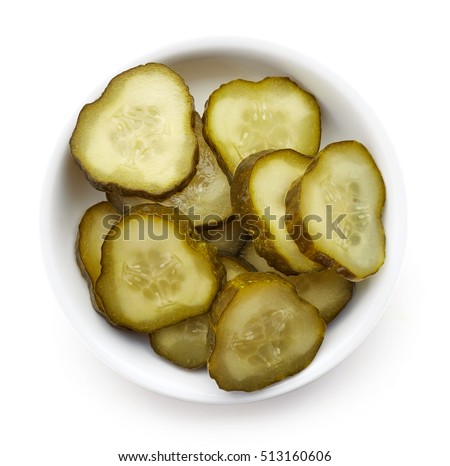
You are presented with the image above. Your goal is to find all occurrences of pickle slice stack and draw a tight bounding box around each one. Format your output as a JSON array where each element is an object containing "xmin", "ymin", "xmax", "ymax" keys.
[
  {"xmin": 105, "ymin": 114, "xmax": 232, "ymax": 227},
  {"xmin": 76, "ymin": 201, "xmax": 120, "ymax": 315},
  {"xmin": 71, "ymin": 61, "xmax": 388, "ymax": 393},
  {"xmin": 231, "ymin": 149, "xmax": 323, "ymax": 274},
  {"xmin": 149, "ymin": 254, "xmax": 254, "ymax": 370},
  {"xmin": 240, "ymin": 242, "xmax": 354, "ymax": 323}
]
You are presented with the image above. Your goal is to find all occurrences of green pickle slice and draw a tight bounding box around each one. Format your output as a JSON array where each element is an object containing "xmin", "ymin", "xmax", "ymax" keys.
[
  {"xmin": 285, "ymin": 270, "xmax": 354, "ymax": 323},
  {"xmin": 105, "ymin": 114, "xmax": 232, "ymax": 227},
  {"xmin": 95, "ymin": 204, "xmax": 225, "ymax": 332},
  {"xmin": 231, "ymin": 149, "xmax": 323, "ymax": 274},
  {"xmin": 149, "ymin": 254, "xmax": 253, "ymax": 369},
  {"xmin": 70, "ymin": 63, "xmax": 198, "ymax": 200},
  {"xmin": 286, "ymin": 141, "xmax": 386, "ymax": 281},
  {"xmin": 76, "ymin": 201, "xmax": 120, "ymax": 315},
  {"xmin": 241, "ymin": 243, "xmax": 354, "ymax": 323},
  {"xmin": 203, "ymin": 77, "xmax": 321, "ymax": 176},
  {"xmin": 150, "ymin": 314, "xmax": 210, "ymax": 369},
  {"xmin": 208, "ymin": 273, "xmax": 326, "ymax": 392}
]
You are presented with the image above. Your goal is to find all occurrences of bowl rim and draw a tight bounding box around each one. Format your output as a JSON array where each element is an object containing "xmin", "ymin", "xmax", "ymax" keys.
[{"xmin": 40, "ymin": 36, "xmax": 407, "ymax": 404}]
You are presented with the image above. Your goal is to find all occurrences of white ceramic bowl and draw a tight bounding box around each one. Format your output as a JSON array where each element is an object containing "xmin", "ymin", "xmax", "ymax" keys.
[{"xmin": 41, "ymin": 38, "xmax": 406, "ymax": 404}]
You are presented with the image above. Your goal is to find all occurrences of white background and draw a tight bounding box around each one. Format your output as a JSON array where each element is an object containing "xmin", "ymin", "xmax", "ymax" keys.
[{"xmin": 2, "ymin": 1, "xmax": 448, "ymax": 464}]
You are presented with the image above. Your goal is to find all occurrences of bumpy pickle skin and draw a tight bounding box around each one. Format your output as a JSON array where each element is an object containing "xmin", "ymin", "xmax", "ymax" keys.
[
  {"xmin": 104, "ymin": 113, "xmax": 232, "ymax": 227},
  {"xmin": 70, "ymin": 63, "xmax": 198, "ymax": 200},
  {"xmin": 203, "ymin": 77, "xmax": 321, "ymax": 177},
  {"xmin": 95, "ymin": 204, "xmax": 226, "ymax": 333},
  {"xmin": 208, "ymin": 273, "xmax": 326, "ymax": 392},
  {"xmin": 285, "ymin": 141, "xmax": 386, "ymax": 281},
  {"xmin": 231, "ymin": 149, "xmax": 323, "ymax": 274},
  {"xmin": 75, "ymin": 201, "xmax": 120, "ymax": 315}
]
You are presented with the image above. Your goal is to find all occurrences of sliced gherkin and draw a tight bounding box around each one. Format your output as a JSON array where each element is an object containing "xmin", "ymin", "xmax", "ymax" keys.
[
  {"xmin": 105, "ymin": 113, "xmax": 232, "ymax": 227},
  {"xmin": 231, "ymin": 149, "xmax": 323, "ymax": 274},
  {"xmin": 70, "ymin": 63, "xmax": 198, "ymax": 200},
  {"xmin": 95, "ymin": 204, "xmax": 226, "ymax": 332},
  {"xmin": 208, "ymin": 272, "xmax": 326, "ymax": 392},
  {"xmin": 150, "ymin": 314, "xmax": 209, "ymax": 369},
  {"xmin": 203, "ymin": 77, "xmax": 321, "ymax": 177},
  {"xmin": 148, "ymin": 255, "xmax": 253, "ymax": 370},
  {"xmin": 285, "ymin": 269, "xmax": 354, "ymax": 323},
  {"xmin": 241, "ymin": 243, "xmax": 354, "ymax": 323},
  {"xmin": 285, "ymin": 141, "xmax": 386, "ymax": 281},
  {"xmin": 75, "ymin": 201, "xmax": 120, "ymax": 315}
]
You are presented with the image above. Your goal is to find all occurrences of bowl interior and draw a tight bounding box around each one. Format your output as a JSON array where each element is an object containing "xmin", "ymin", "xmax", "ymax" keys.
[{"xmin": 42, "ymin": 39, "xmax": 405, "ymax": 403}]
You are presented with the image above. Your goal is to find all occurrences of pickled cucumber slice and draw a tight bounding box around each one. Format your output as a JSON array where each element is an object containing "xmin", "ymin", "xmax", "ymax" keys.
[
  {"xmin": 104, "ymin": 114, "xmax": 232, "ymax": 226},
  {"xmin": 285, "ymin": 270, "xmax": 354, "ymax": 323},
  {"xmin": 186, "ymin": 113, "xmax": 233, "ymax": 223},
  {"xmin": 199, "ymin": 217, "xmax": 249, "ymax": 255},
  {"xmin": 240, "ymin": 243, "xmax": 352, "ymax": 322},
  {"xmin": 208, "ymin": 273, "xmax": 326, "ymax": 392},
  {"xmin": 70, "ymin": 63, "xmax": 198, "ymax": 199},
  {"xmin": 75, "ymin": 201, "xmax": 120, "ymax": 314},
  {"xmin": 231, "ymin": 149, "xmax": 323, "ymax": 274},
  {"xmin": 149, "ymin": 255, "xmax": 253, "ymax": 369},
  {"xmin": 150, "ymin": 314, "xmax": 209, "ymax": 369},
  {"xmin": 203, "ymin": 77, "xmax": 321, "ymax": 176},
  {"xmin": 95, "ymin": 204, "xmax": 226, "ymax": 332},
  {"xmin": 285, "ymin": 141, "xmax": 386, "ymax": 281}
]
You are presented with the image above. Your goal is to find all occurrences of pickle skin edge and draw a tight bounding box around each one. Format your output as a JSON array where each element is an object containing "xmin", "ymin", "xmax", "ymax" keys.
[
  {"xmin": 231, "ymin": 150, "xmax": 317, "ymax": 275},
  {"xmin": 285, "ymin": 141, "xmax": 386, "ymax": 282},
  {"xmin": 70, "ymin": 62, "xmax": 199, "ymax": 201}
]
